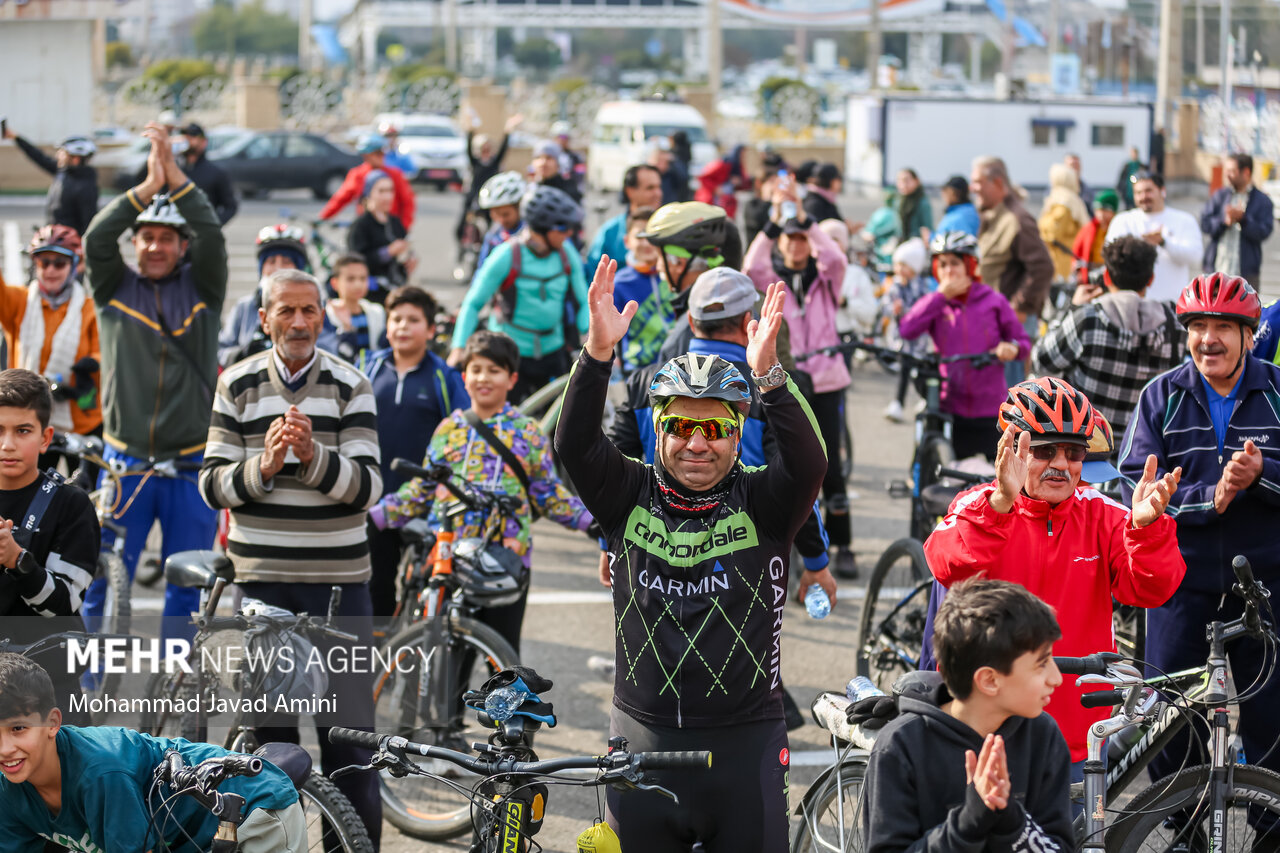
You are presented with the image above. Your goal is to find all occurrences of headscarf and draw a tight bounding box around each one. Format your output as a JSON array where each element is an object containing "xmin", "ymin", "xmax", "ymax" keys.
[
  {"xmin": 1042, "ymin": 163, "xmax": 1089, "ymax": 225},
  {"xmin": 896, "ymin": 182, "xmax": 926, "ymax": 238},
  {"xmin": 361, "ymin": 169, "xmax": 390, "ymax": 200}
]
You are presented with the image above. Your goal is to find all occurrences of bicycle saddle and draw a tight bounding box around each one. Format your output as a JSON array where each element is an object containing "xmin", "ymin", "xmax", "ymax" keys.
[
  {"xmin": 399, "ymin": 518, "xmax": 435, "ymax": 547},
  {"xmin": 254, "ymin": 742, "xmax": 312, "ymax": 793},
  {"xmin": 164, "ymin": 550, "xmax": 235, "ymax": 589},
  {"xmin": 921, "ymin": 483, "xmax": 964, "ymax": 518}
]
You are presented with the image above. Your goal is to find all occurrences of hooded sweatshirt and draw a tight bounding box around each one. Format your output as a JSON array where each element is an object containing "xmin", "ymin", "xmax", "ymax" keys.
[
  {"xmin": 1031, "ymin": 291, "xmax": 1186, "ymax": 438},
  {"xmin": 862, "ymin": 677, "xmax": 1073, "ymax": 853}
]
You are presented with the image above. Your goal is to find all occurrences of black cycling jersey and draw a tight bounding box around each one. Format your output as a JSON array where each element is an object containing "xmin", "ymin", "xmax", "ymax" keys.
[{"xmin": 556, "ymin": 349, "xmax": 826, "ymax": 728}]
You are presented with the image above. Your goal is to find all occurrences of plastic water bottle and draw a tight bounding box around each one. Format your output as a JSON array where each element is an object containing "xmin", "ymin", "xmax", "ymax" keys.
[
  {"xmin": 1230, "ymin": 734, "xmax": 1248, "ymax": 765},
  {"xmin": 778, "ymin": 169, "xmax": 798, "ymax": 222},
  {"xmin": 804, "ymin": 584, "xmax": 831, "ymax": 619},
  {"xmin": 846, "ymin": 675, "xmax": 886, "ymax": 702},
  {"xmin": 483, "ymin": 686, "xmax": 528, "ymax": 722}
]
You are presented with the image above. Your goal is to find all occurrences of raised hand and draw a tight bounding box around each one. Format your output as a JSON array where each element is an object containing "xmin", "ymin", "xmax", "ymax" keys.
[
  {"xmin": 965, "ymin": 734, "xmax": 1011, "ymax": 812},
  {"xmin": 746, "ymin": 280, "xmax": 786, "ymax": 379},
  {"xmin": 584, "ymin": 255, "xmax": 637, "ymax": 361},
  {"xmin": 990, "ymin": 426, "xmax": 1030, "ymax": 513},
  {"xmin": 1131, "ymin": 454, "xmax": 1181, "ymax": 528}
]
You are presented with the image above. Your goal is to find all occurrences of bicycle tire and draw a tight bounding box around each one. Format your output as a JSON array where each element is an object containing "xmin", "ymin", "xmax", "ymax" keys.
[
  {"xmin": 372, "ymin": 615, "xmax": 521, "ymax": 840},
  {"xmin": 88, "ymin": 552, "xmax": 130, "ymax": 701},
  {"xmin": 139, "ymin": 668, "xmax": 207, "ymax": 743},
  {"xmin": 300, "ymin": 770, "xmax": 376, "ymax": 853},
  {"xmin": 910, "ymin": 437, "xmax": 954, "ymax": 542},
  {"xmin": 855, "ymin": 538, "xmax": 931, "ymax": 692},
  {"xmin": 1107, "ymin": 764, "xmax": 1280, "ymax": 853},
  {"xmin": 791, "ymin": 755, "xmax": 869, "ymax": 853}
]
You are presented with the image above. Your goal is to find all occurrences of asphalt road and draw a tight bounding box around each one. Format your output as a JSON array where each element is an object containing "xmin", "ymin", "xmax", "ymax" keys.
[{"xmin": 0, "ymin": 182, "xmax": 1270, "ymax": 851}]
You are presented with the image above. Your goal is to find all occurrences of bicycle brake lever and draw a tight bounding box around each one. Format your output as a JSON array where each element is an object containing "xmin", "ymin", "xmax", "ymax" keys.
[
  {"xmin": 630, "ymin": 779, "xmax": 681, "ymax": 805},
  {"xmin": 1077, "ymin": 673, "xmax": 1143, "ymax": 687},
  {"xmin": 330, "ymin": 762, "xmax": 376, "ymax": 780}
]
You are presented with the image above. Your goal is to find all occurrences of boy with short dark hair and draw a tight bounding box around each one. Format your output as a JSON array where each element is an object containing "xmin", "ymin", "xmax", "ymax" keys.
[
  {"xmin": 0, "ymin": 369, "xmax": 99, "ymax": 723},
  {"xmin": 323, "ymin": 253, "xmax": 386, "ymax": 368},
  {"xmin": 0, "ymin": 653, "xmax": 305, "ymax": 852},
  {"xmin": 370, "ymin": 330, "xmax": 593, "ymax": 652},
  {"xmin": 362, "ymin": 284, "xmax": 468, "ymax": 621},
  {"xmin": 862, "ymin": 578, "xmax": 1073, "ymax": 853}
]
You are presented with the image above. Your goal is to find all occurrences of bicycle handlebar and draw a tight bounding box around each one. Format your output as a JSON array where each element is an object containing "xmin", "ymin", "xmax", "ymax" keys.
[
  {"xmin": 390, "ymin": 458, "xmax": 524, "ymax": 518},
  {"xmin": 1079, "ymin": 690, "xmax": 1125, "ymax": 709},
  {"xmin": 798, "ymin": 340, "xmax": 997, "ymax": 370},
  {"xmin": 327, "ymin": 727, "xmax": 711, "ymax": 776},
  {"xmin": 935, "ymin": 467, "xmax": 991, "ymax": 487},
  {"xmin": 1053, "ymin": 653, "xmax": 1123, "ymax": 676}
]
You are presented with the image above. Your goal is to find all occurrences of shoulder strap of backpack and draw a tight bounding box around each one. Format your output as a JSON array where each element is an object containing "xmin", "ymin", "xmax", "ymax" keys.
[
  {"xmin": 501, "ymin": 241, "xmax": 523, "ymax": 294},
  {"xmin": 462, "ymin": 408, "xmax": 541, "ymax": 520},
  {"xmin": 12, "ymin": 469, "xmax": 64, "ymax": 549}
]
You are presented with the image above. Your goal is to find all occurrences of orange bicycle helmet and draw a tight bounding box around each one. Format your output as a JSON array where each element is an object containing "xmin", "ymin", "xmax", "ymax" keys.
[
  {"xmin": 997, "ymin": 377, "xmax": 1095, "ymax": 444},
  {"xmin": 1175, "ymin": 272, "xmax": 1261, "ymax": 330}
]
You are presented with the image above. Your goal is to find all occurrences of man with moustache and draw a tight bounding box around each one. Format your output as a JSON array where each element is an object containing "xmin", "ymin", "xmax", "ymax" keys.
[
  {"xmin": 924, "ymin": 377, "xmax": 1184, "ymax": 778},
  {"xmin": 1119, "ymin": 271, "xmax": 1280, "ymax": 788}
]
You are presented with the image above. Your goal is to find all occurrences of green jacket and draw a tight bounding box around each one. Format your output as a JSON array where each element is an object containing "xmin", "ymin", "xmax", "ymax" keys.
[{"xmin": 83, "ymin": 182, "xmax": 227, "ymax": 459}]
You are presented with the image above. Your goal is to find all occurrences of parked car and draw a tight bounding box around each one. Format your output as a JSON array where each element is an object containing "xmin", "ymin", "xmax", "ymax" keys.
[
  {"xmin": 210, "ymin": 130, "xmax": 360, "ymax": 199},
  {"xmin": 376, "ymin": 112, "xmax": 469, "ymax": 190},
  {"xmin": 588, "ymin": 100, "xmax": 717, "ymax": 192}
]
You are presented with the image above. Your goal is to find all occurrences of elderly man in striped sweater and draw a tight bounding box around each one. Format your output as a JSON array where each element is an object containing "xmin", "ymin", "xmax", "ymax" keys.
[{"xmin": 198, "ymin": 267, "xmax": 384, "ymax": 849}]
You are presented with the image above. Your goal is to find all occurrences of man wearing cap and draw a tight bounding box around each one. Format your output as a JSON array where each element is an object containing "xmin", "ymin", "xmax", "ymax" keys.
[
  {"xmin": 178, "ymin": 123, "xmax": 238, "ymax": 225},
  {"xmin": 319, "ymin": 134, "xmax": 416, "ymax": 230},
  {"xmin": 80, "ymin": 123, "xmax": 227, "ymax": 644},
  {"xmin": 1032, "ymin": 235, "xmax": 1186, "ymax": 440},
  {"xmin": 744, "ymin": 175, "xmax": 856, "ymax": 577},
  {"xmin": 4, "ymin": 124, "xmax": 99, "ymax": 237},
  {"xmin": 924, "ymin": 377, "xmax": 1184, "ymax": 774},
  {"xmin": 530, "ymin": 139, "xmax": 581, "ymax": 203}
]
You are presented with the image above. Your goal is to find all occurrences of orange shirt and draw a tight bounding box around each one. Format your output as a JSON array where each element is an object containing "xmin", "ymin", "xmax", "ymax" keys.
[{"xmin": 0, "ymin": 273, "xmax": 102, "ymax": 434}]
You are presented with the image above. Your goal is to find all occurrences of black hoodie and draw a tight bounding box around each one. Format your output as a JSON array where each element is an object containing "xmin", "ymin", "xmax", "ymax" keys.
[{"xmin": 862, "ymin": 678, "xmax": 1073, "ymax": 853}]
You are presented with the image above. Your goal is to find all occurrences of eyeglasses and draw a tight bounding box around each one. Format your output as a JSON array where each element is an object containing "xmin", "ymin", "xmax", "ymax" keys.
[
  {"xmin": 1030, "ymin": 443, "xmax": 1088, "ymax": 463},
  {"xmin": 659, "ymin": 415, "xmax": 740, "ymax": 442},
  {"xmin": 550, "ymin": 223, "xmax": 572, "ymax": 233},
  {"xmin": 35, "ymin": 256, "xmax": 70, "ymax": 270}
]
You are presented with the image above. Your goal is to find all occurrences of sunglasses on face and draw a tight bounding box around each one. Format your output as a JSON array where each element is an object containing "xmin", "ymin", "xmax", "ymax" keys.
[
  {"xmin": 1030, "ymin": 443, "xmax": 1088, "ymax": 463},
  {"xmin": 35, "ymin": 256, "xmax": 70, "ymax": 270},
  {"xmin": 659, "ymin": 415, "xmax": 740, "ymax": 442},
  {"xmin": 550, "ymin": 223, "xmax": 572, "ymax": 233}
]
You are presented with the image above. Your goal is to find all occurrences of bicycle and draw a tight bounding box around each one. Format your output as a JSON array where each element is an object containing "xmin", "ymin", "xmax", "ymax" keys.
[
  {"xmin": 52, "ymin": 431, "xmax": 203, "ymax": 688},
  {"xmin": 369, "ymin": 457, "xmax": 526, "ymax": 840},
  {"xmin": 138, "ymin": 550, "xmax": 374, "ymax": 853},
  {"xmin": 454, "ymin": 205, "xmax": 485, "ymax": 282},
  {"xmin": 795, "ymin": 555, "xmax": 1280, "ymax": 853},
  {"xmin": 1059, "ymin": 554, "xmax": 1280, "ymax": 852},
  {"xmin": 147, "ymin": 746, "xmax": 317, "ymax": 853},
  {"xmin": 330, "ymin": 666, "xmax": 711, "ymax": 852},
  {"xmin": 279, "ymin": 208, "xmax": 351, "ymax": 283}
]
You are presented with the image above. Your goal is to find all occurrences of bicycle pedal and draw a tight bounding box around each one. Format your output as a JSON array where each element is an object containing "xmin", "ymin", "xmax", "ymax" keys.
[{"xmin": 886, "ymin": 480, "xmax": 911, "ymax": 499}]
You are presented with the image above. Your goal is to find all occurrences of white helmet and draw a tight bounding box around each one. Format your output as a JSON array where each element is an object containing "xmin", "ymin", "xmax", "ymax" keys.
[
  {"xmin": 133, "ymin": 194, "xmax": 191, "ymax": 237},
  {"xmin": 478, "ymin": 171, "xmax": 527, "ymax": 210},
  {"xmin": 60, "ymin": 137, "xmax": 97, "ymax": 158},
  {"xmin": 551, "ymin": 120, "xmax": 571, "ymax": 138}
]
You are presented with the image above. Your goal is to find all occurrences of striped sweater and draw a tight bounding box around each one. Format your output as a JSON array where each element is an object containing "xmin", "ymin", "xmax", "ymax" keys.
[{"xmin": 199, "ymin": 349, "xmax": 382, "ymax": 583}]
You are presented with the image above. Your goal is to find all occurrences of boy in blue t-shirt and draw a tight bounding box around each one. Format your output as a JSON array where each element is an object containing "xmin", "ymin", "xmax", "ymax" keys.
[{"xmin": 0, "ymin": 654, "xmax": 304, "ymax": 852}]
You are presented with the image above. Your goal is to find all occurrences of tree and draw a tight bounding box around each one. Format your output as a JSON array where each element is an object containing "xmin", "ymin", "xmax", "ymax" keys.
[
  {"xmin": 514, "ymin": 37, "xmax": 561, "ymax": 73},
  {"xmin": 106, "ymin": 41, "xmax": 134, "ymax": 69},
  {"xmin": 142, "ymin": 59, "xmax": 221, "ymax": 90},
  {"xmin": 192, "ymin": 0, "xmax": 299, "ymax": 57}
]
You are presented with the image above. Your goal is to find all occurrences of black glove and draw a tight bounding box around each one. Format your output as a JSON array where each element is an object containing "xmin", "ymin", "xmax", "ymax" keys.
[
  {"xmin": 71, "ymin": 356, "xmax": 99, "ymax": 377},
  {"xmin": 845, "ymin": 695, "xmax": 897, "ymax": 730},
  {"xmin": 48, "ymin": 379, "xmax": 76, "ymax": 402},
  {"xmin": 584, "ymin": 520, "xmax": 603, "ymax": 541}
]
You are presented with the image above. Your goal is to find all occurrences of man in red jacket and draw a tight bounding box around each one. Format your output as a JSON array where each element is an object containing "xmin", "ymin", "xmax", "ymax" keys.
[
  {"xmin": 923, "ymin": 377, "xmax": 1185, "ymax": 773},
  {"xmin": 318, "ymin": 134, "xmax": 416, "ymax": 230}
]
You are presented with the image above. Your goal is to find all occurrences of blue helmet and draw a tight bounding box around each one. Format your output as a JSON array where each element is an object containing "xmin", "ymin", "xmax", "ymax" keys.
[
  {"xmin": 356, "ymin": 134, "xmax": 388, "ymax": 155},
  {"xmin": 649, "ymin": 353, "xmax": 751, "ymax": 415}
]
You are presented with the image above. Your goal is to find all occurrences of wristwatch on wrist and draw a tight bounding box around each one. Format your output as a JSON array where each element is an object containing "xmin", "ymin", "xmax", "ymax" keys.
[
  {"xmin": 752, "ymin": 362, "xmax": 787, "ymax": 389},
  {"xmin": 7, "ymin": 549, "xmax": 37, "ymax": 578}
]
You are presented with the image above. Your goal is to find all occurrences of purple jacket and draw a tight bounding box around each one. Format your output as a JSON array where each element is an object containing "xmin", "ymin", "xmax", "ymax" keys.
[{"xmin": 898, "ymin": 282, "xmax": 1030, "ymax": 419}]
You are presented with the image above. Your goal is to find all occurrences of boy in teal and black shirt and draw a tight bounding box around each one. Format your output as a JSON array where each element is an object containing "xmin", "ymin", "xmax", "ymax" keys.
[{"xmin": 0, "ymin": 654, "xmax": 305, "ymax": 853}]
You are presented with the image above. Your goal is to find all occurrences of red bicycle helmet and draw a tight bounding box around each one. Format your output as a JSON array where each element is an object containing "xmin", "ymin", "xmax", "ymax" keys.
[
  {"xmin": 997, "ymin": 377, "xmax": 1095, "ymax": 443},
  {"xmin": 27, "ymin": 224, "xmax": 83, "ymax": 262},
  {"xmin": 1175, "ymin": 272, "xmax": 1261, "ymax": 330}
]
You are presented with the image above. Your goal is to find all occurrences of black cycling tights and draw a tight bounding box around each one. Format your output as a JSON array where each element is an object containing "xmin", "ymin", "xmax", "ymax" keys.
[{"xmin": 606, "ymin": 707, "xmax": 790, "ymax": 853}]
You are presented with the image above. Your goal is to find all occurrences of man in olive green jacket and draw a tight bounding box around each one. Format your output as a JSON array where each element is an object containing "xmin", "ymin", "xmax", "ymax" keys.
[{"xmin": 81, "ymin": 123, "xmax": 226, "ymax": 643}]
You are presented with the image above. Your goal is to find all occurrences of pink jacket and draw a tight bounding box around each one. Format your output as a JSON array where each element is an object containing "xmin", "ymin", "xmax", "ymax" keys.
[{"xmin": 744, "ymin": 222, "xmax": 850, "ymax": 393}]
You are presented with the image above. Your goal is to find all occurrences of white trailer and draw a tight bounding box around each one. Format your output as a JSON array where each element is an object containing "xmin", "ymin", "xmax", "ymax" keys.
[{"xmin": 845, "ymin": 95, "xmax": 1154, "ymax": 191}]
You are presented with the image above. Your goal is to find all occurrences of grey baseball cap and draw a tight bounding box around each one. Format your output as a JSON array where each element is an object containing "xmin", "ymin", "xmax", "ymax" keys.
[{"xmin": 689, "ymin": 268, "xmax": 758, "ymax": 321}]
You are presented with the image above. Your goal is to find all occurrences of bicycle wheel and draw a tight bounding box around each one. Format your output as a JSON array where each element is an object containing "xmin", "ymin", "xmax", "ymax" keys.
[
  {"xmin": 1113, "ymin": 602, "xmax": 1146, "ymax": 662},
  {"xmin": 1107, "ymin": 765, "xmax": 1280, "ymax": 852},
  {"xmin": 99, "ymin": 551, "xmax": 131, "ymax": 639},
  {"xmin": 855, "ymin": 538, "xmax": 932, "ymax": 692},
  {"xmin": 792, "ymin": 755, "xmax": 869, "ymax": 853},
  {"xmin": 138, "ymin": 668, "xmax": 207, "ymax": 743},
  {"xmin": 372, "ymin": 616, "xmax": 520, "ymax": 840},
  {"xmin": 910, "ymin": 437, "xmax": 954, "ymax": 541},
  {"xmin": 299, "ymin": 771, "xmax": 376, "ymax": 853}
]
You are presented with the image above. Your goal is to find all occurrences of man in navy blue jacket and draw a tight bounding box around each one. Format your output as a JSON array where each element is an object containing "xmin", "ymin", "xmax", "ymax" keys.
[
  {"xmin": 1200, "ymin": 153, "xmax": 1274, "ymax": 289},
  {"xmin": 362, "ymin": 285, "xmax": 468, "ymax": 621},
  {"xmin": 1119, "ymin": 271, "xmax": 1280, "ymax": 785}
]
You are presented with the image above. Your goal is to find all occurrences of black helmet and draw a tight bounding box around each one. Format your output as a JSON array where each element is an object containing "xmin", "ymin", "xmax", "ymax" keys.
[
  {"xmin": 928, "ymin": 230, "xmax": 979, "ymax": 260},
  {"xmin": 519, "ymin": 184, "xmax": 583, "ymax": 233},
  {"xmin": 648, "ymin": 352, "xmax": 752, "ymax": 414},
  {"xmin": 453, "ymin": 540, "xmax": 529, "ymax": 607},
  {"xmin": 640, "ymin": 202, "xmax": 743, "ymax": 282}
]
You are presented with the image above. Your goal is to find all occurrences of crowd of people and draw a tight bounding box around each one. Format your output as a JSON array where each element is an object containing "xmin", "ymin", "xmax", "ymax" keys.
[{"xmin": 0, "ymin": 108, "xmax": 1278, "ymax": 853}]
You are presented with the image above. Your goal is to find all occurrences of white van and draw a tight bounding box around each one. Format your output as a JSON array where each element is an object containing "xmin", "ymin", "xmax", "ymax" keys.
[{"xmin": 588, "ymin": 101, "xmax": 718, "ymax": 193}]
